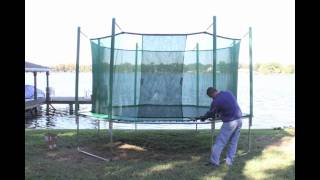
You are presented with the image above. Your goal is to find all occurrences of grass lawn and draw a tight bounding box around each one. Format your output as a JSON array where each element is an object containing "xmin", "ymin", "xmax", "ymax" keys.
[{"xmin": 25, "ymin": 128, "xmax": 295, "ymax": 180}]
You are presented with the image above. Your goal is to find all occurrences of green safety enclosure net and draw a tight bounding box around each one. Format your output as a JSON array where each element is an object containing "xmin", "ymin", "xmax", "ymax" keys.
[{"xmin": 89, "ymin": 31, "xmax": 240, "ymax": 121}]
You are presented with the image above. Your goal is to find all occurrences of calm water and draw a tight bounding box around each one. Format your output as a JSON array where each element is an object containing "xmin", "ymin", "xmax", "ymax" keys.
[{"xmin": 25, "ymin": 72, "xmax": 295, "ymax": 129}]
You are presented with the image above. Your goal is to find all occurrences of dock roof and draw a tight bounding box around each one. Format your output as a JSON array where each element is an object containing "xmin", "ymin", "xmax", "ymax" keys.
[{"xmin": 25, "ymin": 61, "xmax": 50, "ymax": 72}]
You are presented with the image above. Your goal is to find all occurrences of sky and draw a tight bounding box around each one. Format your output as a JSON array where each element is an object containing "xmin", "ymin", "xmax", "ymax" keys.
[{"xmin": 25, "ymin": 0, "xmax": 295, "ymax": 66}]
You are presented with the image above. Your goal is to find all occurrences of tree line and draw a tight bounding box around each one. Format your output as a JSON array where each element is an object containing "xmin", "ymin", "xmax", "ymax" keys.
[{"xmin": 51, "ymin": 62, "xmax": 295, "ymax": 74}]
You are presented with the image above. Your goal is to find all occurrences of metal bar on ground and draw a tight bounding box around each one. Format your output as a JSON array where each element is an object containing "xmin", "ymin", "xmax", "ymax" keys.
[{"xmin": 78, "ymin": 147, "xmax": 110, "ymax": 161}]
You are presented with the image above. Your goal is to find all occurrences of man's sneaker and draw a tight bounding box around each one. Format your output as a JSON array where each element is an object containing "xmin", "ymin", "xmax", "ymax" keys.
[
  {"xmin": 205, "ymin": 162, "xmax": 219, "ymax": 168},
  {"xmin": 225, "ymin": 158, "xmax": 233, "ymax": 166}
]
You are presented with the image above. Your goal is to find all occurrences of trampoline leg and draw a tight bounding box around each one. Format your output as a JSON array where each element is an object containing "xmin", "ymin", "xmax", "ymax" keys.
[
  {"xmin": 211, "ymin": 121, "xmax": 215, "ymax": 145},
  {"xmin": 76, "ymin": 115, "xmax": 79, "ymax": 147},
  {"xmin": 109, "ymin": 120, "xmax": 113, "ymax": 143},
  {"xmin": 97, "ymin": 119, "xmax": 100, "ymax": 136},
  {"xmin": 238, "ymin": 118, "xmax": 252, "ymax": 157},
  {"xmin": 109, "ymin": 120, "xmax": 114, "ymax": 157},
  {"xmin": 196, "ymin": 123, "xmax": 198, "ymax": 132},
  {"xmin": 248, "ymin": 123, "xmax": 252, "ymax": 153}
]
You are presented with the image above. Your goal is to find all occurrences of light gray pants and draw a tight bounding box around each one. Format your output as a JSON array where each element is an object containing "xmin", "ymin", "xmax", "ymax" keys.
[{"xmin": 210, "ymin": 118, "xmax": 242, "ymax": 165}]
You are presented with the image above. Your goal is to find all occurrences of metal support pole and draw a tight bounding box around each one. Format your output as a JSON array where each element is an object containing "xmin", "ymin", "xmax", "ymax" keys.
[
  {"xmin": 134, "ymin": 43, "xmax": 138, "ymax": 105},
  {"xmin": 248, "ymin": 27, "xmax": 253, "ymax": 152},
  {"xmin": 75, "ymin": 27, "xmax": 81, "ymax": 115},
  {"xmin": 134, "ymin": 43, "xmax": 138, "ymax": 132},
  {"xmin": 33, "ymin": 72, "xmax": 37, "ymax": 100},
  {"xmin": 108, "ymin": 18, "xmax": 116, "ymax": 115},
  {"xmin": 196, "ymin": 43, "xmax": 199, "ymax": 106},
  {"xmin": 108, "ymin": 18, "xmax": 116, "ymax": 157},
  {"xmin": 109, "ymin": 119, "xmax": 113, "ymax": 155},
  {"xmin": 75, "ymin": 26, "xmax": 81, "ymax": 149},
  {"xmin": 46, "ymin": 71, "xmax": 50, "ymax": 115},
  {"xmin": 212, "ymin": 16, "xmax": 217, "ymax": 88},
  {"xmin": 74, "ymin": 26, "xmax": 110, "ymax": 162},
  {"xmin": 232, "ymin": 40, "xmax": 239, "ymax": 98},
  {"xmin": 69, "ymin": 104, "xmax": 73, "ymax": 115}
]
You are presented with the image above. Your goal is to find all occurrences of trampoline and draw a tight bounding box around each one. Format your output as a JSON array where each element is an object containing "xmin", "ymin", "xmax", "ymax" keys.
[{"xmin": 74, "ymin": 16, "xmax": 254, "ymax": 161}]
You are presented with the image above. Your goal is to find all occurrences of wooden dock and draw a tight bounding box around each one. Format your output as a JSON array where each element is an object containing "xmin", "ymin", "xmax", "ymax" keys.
[
  {"xmin": 49, "ymin": 97, "xmax": 91, "ymax": 104},
  {"xmin": 25, "ymin": 96, "xmax": 92, "ymax": 115},
  {"xmin": 25, "ymin": 98, "xmax": 46, "ymax": 110}
]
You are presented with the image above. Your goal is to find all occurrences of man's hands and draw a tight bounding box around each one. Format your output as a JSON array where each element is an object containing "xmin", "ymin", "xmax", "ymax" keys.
[{"xmin": 198, "ymin": 116, "xmax": 207, "ymax": 121}]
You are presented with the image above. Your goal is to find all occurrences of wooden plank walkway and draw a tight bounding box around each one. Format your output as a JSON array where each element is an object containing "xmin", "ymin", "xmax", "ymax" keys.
[
  {"xmin": 25, "ymin": 97, "xmax": 92, "ymax": 115},
  {"xmin": 49, "ymin": 97, "xmax": 91, "ymax": 104}
]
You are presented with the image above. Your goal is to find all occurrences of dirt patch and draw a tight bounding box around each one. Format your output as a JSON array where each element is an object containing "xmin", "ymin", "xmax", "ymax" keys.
[
  {"xmin": 255, "ymin": 136, "xmax": 274, "ymax": 143},
  {"xmin": 44, "ymin": 140, "xmax": 204, "ymax": 163},
  {"xmin": 265, "ymin": 136, "xmax": 295, "ymax": 153}
]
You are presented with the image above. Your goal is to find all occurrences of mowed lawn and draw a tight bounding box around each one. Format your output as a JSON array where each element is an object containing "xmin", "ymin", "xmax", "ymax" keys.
[{"xmin": 25, "ymin": 128, "xmax": 295, "ymax": 180}]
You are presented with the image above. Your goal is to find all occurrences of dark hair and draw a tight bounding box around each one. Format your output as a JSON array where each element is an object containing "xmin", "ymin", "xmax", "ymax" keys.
[{"xmin": 207, "ymin": 87, "xmax": 217, "ymax": 96}]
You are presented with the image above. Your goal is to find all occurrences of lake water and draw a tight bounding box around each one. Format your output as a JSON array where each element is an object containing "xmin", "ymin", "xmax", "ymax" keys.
[{"xmin": 25, "ymin": 71, "xmax": 295, "ymax": 130}]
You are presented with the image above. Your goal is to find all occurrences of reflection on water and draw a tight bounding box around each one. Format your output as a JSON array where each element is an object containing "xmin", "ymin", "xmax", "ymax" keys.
[{"xmin": 25, "ymin": 73, "xmax": 295, "ymax": 130}]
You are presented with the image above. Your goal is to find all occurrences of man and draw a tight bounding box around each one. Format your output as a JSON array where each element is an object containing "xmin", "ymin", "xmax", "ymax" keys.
[{"xmin": 200, "ymin": 87, "xmax": 242, "ymax": 167}]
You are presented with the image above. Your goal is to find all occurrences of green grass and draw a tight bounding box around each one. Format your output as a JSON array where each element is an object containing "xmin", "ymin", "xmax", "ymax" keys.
[{"xmin": 25, "ymin": 128, "xmax": 295, "ymax": 180}]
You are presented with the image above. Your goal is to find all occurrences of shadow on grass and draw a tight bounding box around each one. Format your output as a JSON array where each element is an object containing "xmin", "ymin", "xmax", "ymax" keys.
[
  {"xmin": 25, "ymin": 128, "xmax": 295, "ymax": 180},
  {"xmin": 221, "ymin": 128, "xmax": 295, "ymax": 180}
]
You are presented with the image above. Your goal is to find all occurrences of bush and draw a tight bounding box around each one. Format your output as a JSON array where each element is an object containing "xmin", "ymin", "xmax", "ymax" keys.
[
  {"xmin": 282, "ymin": 64, "xmax": 295, "ymax": 74},
  {"xmin": 258, "ymin": 63, "xmax": 283, "ymax": 74}
]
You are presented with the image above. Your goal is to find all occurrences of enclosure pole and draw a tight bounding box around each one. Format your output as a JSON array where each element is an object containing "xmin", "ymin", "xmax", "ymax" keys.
[
  {"xmin": 134, "ymin": 43, "xmax": 138, "ymax": 106},
  {"xmin": 196, "ymin": 43, "xmax": 200, "ymax": 106},
  {"xmin": 97, "ymin": 120, "xmax": 100, "ymax": 136},
  {"xmin": 232, "ymin": 40, "xmax": 239, "ymax": 98},
  {"xmin": 134, "ymin": 43, "xmax": 138, "ymax": 131},
  {"xmin": 211, "ymin": 16, "xmax": 217, "ymax": 145},
  {"xmin": 75, "ymin": 27, "xmax": 81, "ymax": 147},
  {"xmin": 75, "ymin": 27, "xmax": 81, "ymax": 116},
  {"xmin": 248, "ymin": 27, "xmax": 253, "ymax": 152},
  {"xmin": 212, "ymin": 16, "xmax": 217, "ymax": 88},
  {"xmin": 46, "ymin": 71, "xmax": 50, "ymax": 115},
  {"xmin": 108, "ymin": 18, "xmax": 116, "ymax": 153}
]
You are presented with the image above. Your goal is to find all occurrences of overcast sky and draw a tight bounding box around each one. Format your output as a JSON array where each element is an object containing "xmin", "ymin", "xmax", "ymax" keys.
[{"xmin": 25, "ymin": 0, "xmax": 294, "ymax": 66}]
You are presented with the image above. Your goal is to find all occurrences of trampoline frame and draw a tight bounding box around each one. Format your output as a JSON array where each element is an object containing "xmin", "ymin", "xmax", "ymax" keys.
[{"xmin": 74, "ymin": 16, "xmax": 253, "ymax": 161}]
